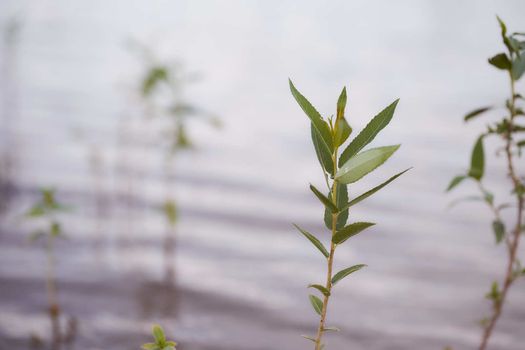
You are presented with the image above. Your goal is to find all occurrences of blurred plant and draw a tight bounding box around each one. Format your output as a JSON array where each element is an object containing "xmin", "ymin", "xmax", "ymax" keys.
[
  {"xmin": 135, "ymin": 46, "xmax": 220, "ymax": 284},
  {"xmin": 141, "ymin": 325, "xmax": 177, "ymax": 350},
  {"xmin": 446, "ymin": 17, "xmax": 525, "ymax": 350},
  {"xmin": 26, "ymin": 188, "xmax": 76, "ymax": 350},
  {"xmin": 289, "ymin": 80, "xmax": 408, "ymax": 350},
  {"xmin": 0, "ymin": 14, "xmax": 23, "ymax": 218}
]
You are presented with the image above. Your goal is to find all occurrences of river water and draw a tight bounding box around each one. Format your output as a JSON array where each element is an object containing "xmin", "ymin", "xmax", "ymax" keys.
[{"xmin": 0, "ymin": 1, "xmax": 524, "ymax": 349}]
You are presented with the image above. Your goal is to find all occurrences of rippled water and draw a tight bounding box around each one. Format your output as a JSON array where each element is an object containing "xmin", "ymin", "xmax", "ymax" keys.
[{"xmin": 1, "ymin": 1, "xmax": 525, "ymax": 349}]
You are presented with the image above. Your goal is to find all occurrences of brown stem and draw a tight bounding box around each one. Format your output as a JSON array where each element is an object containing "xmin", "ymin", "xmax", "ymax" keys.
[
  {"xmin": 478, "ymin": 70, "xmax": 524, "ymax": 350},
  {"xmin": 46, "ymin": 235, "xmax": 61, "ymax": 350},
  {"xmin": 314, "ymin": 149, "xmax": 340, "ymax": 350}
]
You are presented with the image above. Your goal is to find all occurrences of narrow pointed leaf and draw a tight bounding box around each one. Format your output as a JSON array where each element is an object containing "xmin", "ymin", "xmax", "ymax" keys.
[
  {"xmin": 332, "ymin": 222, "xmax": 375, "ymax": 244},
  {"xmin": 308, "ymin": 284, "xmax": 330, "ymax": 296},
  {"xmin": 310, "ymin": 184, "xmax": 339, "ymax": 212},
  {"xmin": 340, "ymin": 168, "xmax": 411, "ymax": 211},
  {"xmin": 336, "ymin": 86, "xmax": 347, "ymax": 119},
  {"xmin": 331, "ymin": 264, "xmax": 367, "ymax": 285},
  {"xmin": 492, "ymin": 220, "xmax": 505, "ymax": 244},
  {"xmin": 339, "ymin": 99, "xmax": 399, "ymax": 165},
  {"xmin": 464, "ymin": 107, "xmax": 493, "ymax": 121},
  {"xmin": 324, "ymin": 183, "xmax": 348, "ymax": 230},
  {"xmin": 311, "ymin": 123, "xmax": 334, "ymax": 176},
  {"xmin": 512, "ymin": 54, "xmax": 525, "ymax": 80},
  {"xmin": 323, "ymin": 326, "xmax": 340, "ymax": 332},
  {"xmin": 446, "ymin": 175, "xmax": 467, "ymax": 192},
  {"xmin": 336, "ymin": 145, "xmax": 400, "ymax": 184},
  {"xmin": 309, "ymin": 294, "xmax": 324, "ymax": 315},
  {"xmin": 468, "ymin": 136, "xmax": 484, "ymax": 180},
  {"xmin": 293, "ymin": 224, "xmax": 329, "ymax": 258},
  {"xmin": 142, "ymin": 343, "xmax": 159, "ymax": 350},
  {"xmin": 447, "ymin": 195, "xmax": 485, "ymax": 209},
  {"xmin": 301, "ymin": 335, "xmax": 317, "ymax": 342},
  {"xmin": 289, "ymin": 79, "xmax": 333, "ymax": 151},
  {"xmin": 497, "ymin": 16, "xmax": 507, "ymax": 36}
]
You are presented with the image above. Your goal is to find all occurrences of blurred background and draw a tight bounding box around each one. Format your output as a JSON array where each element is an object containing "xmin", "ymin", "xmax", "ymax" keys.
[{"xmin": 0, "ymin": 1, "xmax": 524, "ymax": 349}]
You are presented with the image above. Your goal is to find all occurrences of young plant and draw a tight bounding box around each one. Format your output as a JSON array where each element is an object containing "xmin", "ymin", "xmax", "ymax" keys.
[
  {"xmin": 289, "ymin": 80, "xmax": 408, "ymax": 350},
  {"xmin": 141, "ymin": 325, "xmax": 177, "ymax": 350},
  {"xmin": 136, "ymin": 48, "xmax": 220, "ymax": 284},
  {"xmin": 25, "ymin": 188, "xmax": 76, "ymax": 350},
  {"xmin": 447, "ymin": 17, "xmax": 525, "ymax": 350}
]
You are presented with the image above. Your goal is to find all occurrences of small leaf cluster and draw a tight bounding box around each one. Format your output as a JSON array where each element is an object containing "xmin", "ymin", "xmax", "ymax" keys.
[
  {"xmin": 138, "ymin": 52, "xmax": 220, "ymax": 154},
  {"xmin": 25, "ymin": 188, "xmax": 69, "ymax": 242},
  {"xmin": 142, "ymin": 325, "xmax": 177, "ymax": 350},
  {"xmin": 447, "ymin": 17, "xmax": 525, "ymax": 246},
  {"xmin": 290, "ymin": 79, "xmax": 408, "ymax": 347}
]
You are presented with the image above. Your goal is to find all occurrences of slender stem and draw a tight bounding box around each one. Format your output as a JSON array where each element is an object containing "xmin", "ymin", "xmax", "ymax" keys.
[
  {"xmin": 314, "ymin": 146, "xmax": 340, "ymax": 350},
  {"xmin": 46, "ymin": 234, "xmax": 61, "ymax": 350},
  {"xmin": 163, "ymin": 160, "xmax": 176, "ymax": 285},
  {"xmin": 478, "ymin": 69, "xmax": 524, "ymax": 350}
]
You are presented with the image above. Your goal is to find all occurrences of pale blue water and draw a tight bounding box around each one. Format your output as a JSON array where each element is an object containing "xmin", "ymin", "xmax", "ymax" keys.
[{"xmin": 0, "ymin": 1, "xmax": 524, "ymax": 349}]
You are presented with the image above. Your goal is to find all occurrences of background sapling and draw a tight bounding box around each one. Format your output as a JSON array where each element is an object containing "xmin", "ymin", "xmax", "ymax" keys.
[
  {"xmin": 25, "ymin": 188, "xmax": 76, "ymax": 350},
  {"xmin": 290, "ymin": 79, "xmax": 409, "ymax": 350},
  {"xmin": 136, "ymin": 46, "xmax": 220, "ymax": 284},
  {"xmin": 447, "ymin": 16, "xmax": 525, "ymax": 350}
]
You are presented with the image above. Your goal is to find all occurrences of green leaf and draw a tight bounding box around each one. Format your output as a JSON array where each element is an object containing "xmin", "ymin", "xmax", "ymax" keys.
[
  {"xmin": 447, "ymin": 195, "xmax": 485, "ymax": 209},
  {"xmin": 446, "ymin": 175, "xmax": 468, "ymax": 192},
  {"xmin": 308, "ymin": 284, "xmax": 330, "ymax": 296},
  {"xmin": 331, "ymin": 264, "xmax": 366, "ymax": 286},
  {"xmin": 163, "ymin": 200, "xmax": 177, "ymax": 226},
  {"xmin": 512, "ymin": 54, "xmax": 525, "ymax": 80},
  {"xmin": 143, "ymin": 66, "xmax": 168, "ymax": 97},
  {"xmin": 50, "ymin": 222, "xmax": 61, "ymax": 237},
  {"xmin": 26, "ymin": 205, "xmax": 46, "ymax": 218},
  {"xmin": 488, "ymin": 53, "xmax": 511, "ymax": 70},
  {"xmin": 289, "ymin": 79, "xmax": 333, "ymax": 151},
  {"xmin": 339, "ymin": 99, "xmax": 399, "ymax": 165},
  {"xmin": 293, "ymin": 224, "xmax": 329, "ymax": 258},
  {"xmin": 308, "ymin": 294, "xmax": 324, "ymax": 315},
  {"xmin": 336, "ymin": 145, "xmax": 400, "ymax": 184},
  {"xmin": 310, "ymin": 184, "xmax": 339, "ymax": 212},
  {"xmin": 464, "ymin": 107, "xmax": 493, "ymax": 122},
  {"xmin": 29, "ymin": 231, "xmax": 45, "ymax": 242},
  {"xmin": 340, "ymin": 168, "xmax": 411, "ymax": 211},
  {"xmin": 311, "ymin": 123, "xmax": 334, "ymax": 176},
  {"xmin": 152, "ymin": 325, "xmax": 166, "ymax": 345},
  {"xmin": 497, "ymin": 16, "xmax": 507, "ymax": 36},
  {"xmin": 468, "ymin": 136, "xmax": 485, "ymax": 180},
  {"xmin": 336, "ymin": 86, "xmax": 347, "ymax": 120},
  {"xmin": 324, "ymin": 183, "xmax": 348, "ymax": 230},
  {"xmin": 142, "ymin": 343, "xmax": 160, "ymax": 350},
  {"xmin": 334, "ymin": 117, "xmax": 352, "ymax": 147},
  {"xmin": 301, "ymin": 335, "xmax": 317, "ymax": 342},
  {"xmin": 332, "ymin": 222, "xmax": 376, "ymax": 245},
  {"xmin": 517, "ymin": 140, "xmax": 525, "ymax": 148},
  {"xmin": 492, "ymin": 220, "xmax": 505, "ymax": 244}
]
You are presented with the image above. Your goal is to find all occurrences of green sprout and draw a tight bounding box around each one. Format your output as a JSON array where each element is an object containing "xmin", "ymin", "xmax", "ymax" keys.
[
  {"xmin": 290, "ymin": 79, "xmax": 409, "ymax": 350},
  {"xmin": 141, "ymin": 325, "xmax": 177, "ymax": 350},
  {"xmin": 446, "ymin": 16, "xmax": 525, "ymax": 350},
  {"xmin": 26, "ymin": 188, "xmax": 73, "ymax": 350},
  {"xmin": 135, "ymin": 46, "xmax": 220, "ymax": 284}
]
